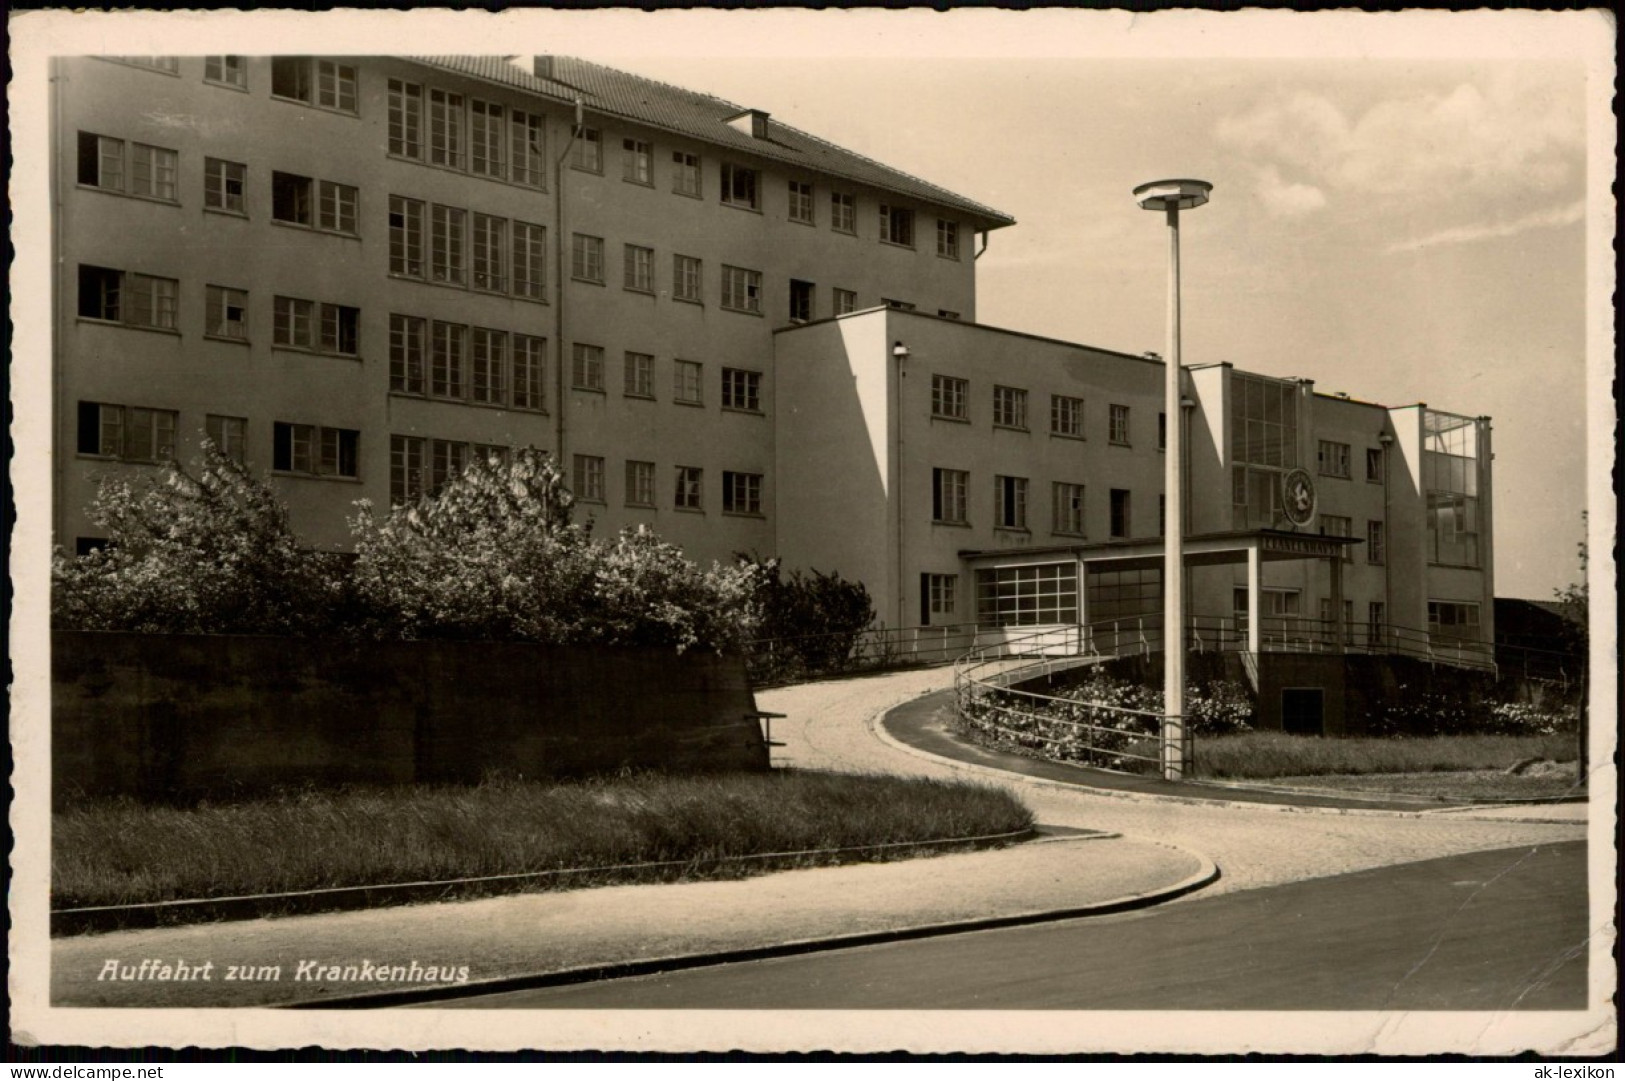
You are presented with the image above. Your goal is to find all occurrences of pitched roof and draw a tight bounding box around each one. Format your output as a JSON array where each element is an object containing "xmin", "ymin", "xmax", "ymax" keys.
[{"xmin": 410, "ymin": 55, "xmax": 1016, "ymax": 230}]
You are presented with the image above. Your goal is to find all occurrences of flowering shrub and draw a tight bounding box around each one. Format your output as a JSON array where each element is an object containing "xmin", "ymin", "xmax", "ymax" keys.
[
  {"xmin": 1486, "ymin": 701, "xmax": 1574, "ymax": 736},
  {"xmin": 52, "ymin": 443, "xmax": 342, "ymax": 635},
  {"xmin": 55, "ymin": 446, "xmax": 761, "ymax": 654},
  {"xmin": 349, "ymin": 448, "xmax": 761, "ymax": 653}
]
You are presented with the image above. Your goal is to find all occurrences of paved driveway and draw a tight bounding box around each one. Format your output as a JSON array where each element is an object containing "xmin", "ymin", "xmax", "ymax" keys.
[{"xmin": 757, "ymin": 667, "xmax": 1590, "ymax": 897}]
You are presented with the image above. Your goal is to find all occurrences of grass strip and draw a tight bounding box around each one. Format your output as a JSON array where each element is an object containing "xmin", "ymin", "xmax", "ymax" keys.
[
  {"xmin": 1177, "ymin": 731, "xmax": 1578, "ymax": 779},
  {"xmin": 54, "ymin": 770, "xmax": 1033, "ymax": 932}
]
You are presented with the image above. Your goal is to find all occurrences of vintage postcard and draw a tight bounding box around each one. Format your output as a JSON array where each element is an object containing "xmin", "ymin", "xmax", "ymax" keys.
[{"xmin": 9, "ymin": 6, "xmax": 1617, "ymax": 1056}]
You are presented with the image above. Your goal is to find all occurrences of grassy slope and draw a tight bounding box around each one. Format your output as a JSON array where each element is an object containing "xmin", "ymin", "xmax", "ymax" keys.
[{"xmin": 54, "ymin": 771, "xmax": 1033, "ymax": 914}]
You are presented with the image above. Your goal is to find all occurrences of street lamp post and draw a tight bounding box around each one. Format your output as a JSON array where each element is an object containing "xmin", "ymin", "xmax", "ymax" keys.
[{"xmin": 1134, "ymin": 179, "xmax": 1212, "ymax": 782}]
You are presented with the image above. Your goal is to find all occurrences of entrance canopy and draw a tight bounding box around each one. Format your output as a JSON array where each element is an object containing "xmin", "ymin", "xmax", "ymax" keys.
[{"xmin": 959, "ymin": 528, "xmax": 1360, "ymax": 571}]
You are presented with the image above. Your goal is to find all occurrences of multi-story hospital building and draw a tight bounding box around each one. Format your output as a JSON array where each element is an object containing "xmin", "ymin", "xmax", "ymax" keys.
[{"xmin": 51, "ymin": 54, "xmax": 1496, "ymax": 723}]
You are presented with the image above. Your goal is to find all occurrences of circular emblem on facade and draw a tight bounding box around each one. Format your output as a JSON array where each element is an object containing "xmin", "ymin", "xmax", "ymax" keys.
[{"xmin": 1280, "ymin": 468, "xmax": 1317, "ymax": 527}]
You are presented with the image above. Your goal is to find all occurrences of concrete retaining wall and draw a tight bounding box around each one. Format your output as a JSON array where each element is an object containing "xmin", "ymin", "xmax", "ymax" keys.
[{"xmin": 53, "ymin": 632, "xmax": 768, "ymax": 806}]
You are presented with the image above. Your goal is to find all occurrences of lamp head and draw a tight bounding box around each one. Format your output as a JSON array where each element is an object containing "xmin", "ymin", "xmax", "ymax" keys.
[
  {"xmin": 1134, "ymin": 179, "xmax": 1213, "ymax": 212},
  {"xmin": 893, "ymin": 341, "xmax": 910, "ymax": 360}
]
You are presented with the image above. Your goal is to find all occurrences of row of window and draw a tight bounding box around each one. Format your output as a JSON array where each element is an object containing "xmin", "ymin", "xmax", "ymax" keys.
[
  {"xmin": 1316, "ymin": 515, "xmax": 1387, "ymax": 565},
  {"xmin": 389, "ymin": 316, "xmax": 547, "ymax": 410},
  {"xmin": 75, "ymin": 401, "xmax": 357, "ymax": 478},
  {"xmin": 931, "ymin": 376, "xmax": 1156, "ymax": 446},
  {"xmin": 932, "ymin": 469, "xmax": 1143, "ymax": 539},
  {"xmin": 389, "ymin": 196, "xmax": 546, "ymax": 299},
  {"xmin": 78, "ymin": 265, "xmax": 359, "ymax": 356},
  {"xmin": 388, "ymin": 78, "xmax": 547, "ymax": 187},
  {"xmin": 1317, "ymin": 439, "xmax": 1384, "ymax": 482},
  {"xmin": 565, "ymin": 347, "xmax": 763, "ymax": 412},
  {"xmin": 560, "ymin": 456, "xmax": 764, "ymax": 516}
]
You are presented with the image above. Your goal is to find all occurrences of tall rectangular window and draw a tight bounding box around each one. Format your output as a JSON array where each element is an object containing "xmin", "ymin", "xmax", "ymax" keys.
[
  {"xmin": 572, "ymin": 343, "xmax": 605, "ymax": 391},
  {"xmin": 624, "ymin": 351, "xmax": 655, "ymax": 398},
  {"xmin": 1423, "ymin": 411, "xmax": 1481, "ymax": 567},
  {"xmin": 673, "ymin": 254, "xmax": 702, "ymax": 302},
  {"xmin": 318, "ymin": 303, "xmax": 359, "ymax": 356},
  {"xmin": 831, "ymin": 192, "xmax": 856, "ymax": 234},
  {"xmin": 204, "ymin": 56, "xmax": 246, "ymax": 89},
  {"xmin": 1367, "ymin": 520, "xmax": 1386, "ymax": 565},
  {"xmin": 389, "ymin": 313, "xmax": 426, "ymax": 394},
  {"xmin": 1110, "ymin": 488, "xmax": 1132, "ymax": 538},
  {"xmin": 470, "ymin": 99, "xmax": 505, "ymax": 178},
  {"xmin": 204, "ymin": 157, "xmax": 246, "ymax": 213},
  {"xmin": 76, "ymin": 132, "xmax": 125, "ymax": 192},
  {"xmin": 125, "ymin": 143, "xmax": 178, "ymax": 201},
  {"xmin": 789, "ymin": 280, "xmax": 814, "ymax": 323},
  {"xmin": 1109, "ymin": 404, "xmax": 1131, "ymax": 445},
  {"xmin": 722, "ymin": 368, "xmax": 761, "ymax": 412},
  {"xmin": 721, "ymin": 163, "xmax": 759, "ymax": 209},
  {"xmin": 389, "ymin": 195, "xmax": 426, "ymax": 278},
  {"xmin": 675, "ymin": 466, "xmax": 703, "ymax": 510},
  {"xmin": 316, "ymin": 180, "xmax": 358, "ymax": 235},
  {"xmin": 788, "ymin": 180, "xmax": 814, "ymax": 223},
  {"xmin": 205, "ymin": 414, "xmax": 247, "ymax": 463},
  {"xmin": 471, "ymin": 214, "xmax": 507, "ymax": 292},
  {"xmin": 1318, "ymin": 440, "xmax": 1351, "ymax": 478},
  {"xmin": 672, "ymin": 151, "xmax": 701, "ymax": 196},
  {"xmin": 510, "ymin": 109, "xmax": 546, "ymax": 187},
  {"xmin": 625, "ymin": 460, "xmax": 656, "ymax": 507},
  {"xmin": 429, "ymin": 439, "xmax": 469, "ymax": 496},
  {"xmin": 471, "ymin": 328, "xmax": 507, "ymax": 405},
  {"xmin": 431, "ymin": 204, "xmax": 465, "ymax": 284},
  {"xmin": 429, "ymin": 89, "xmax": 464, "ymax": 168},
  {"xmin": 879, "ymin": 205, "xmax": 914, "ymax": 246},
  {"xmin": 936, "ymin": 218, "xmax": 959, "ymax": 259},
  {"xmin": 993, "ymin": 386, "xmax": 1028, "ymax": 429},
  {"xmin": 833, "ymin": 288, "xmax": 857, "ymax": 315},
  {"xmin": 624, "ymin": 245, "xmax": 654, "ymax": 293},
  {"xmin": 571, "ymin": 234, "xmax": 604, "ymax": 283},
  {"xmin": 931, "ymin": 375, "xmax": 968, "ymax": 420},
  {"xmin": 316, "ymin": 60, "xmax": 358, "ymax": 113},
  {"xmin": 272, "ymin": 172, "xmax": 315, "ymax": 226},
  {"xmin": 387, "ymin": 78, "xmax": 423, "ymax": 159},
  {"xmin": 573, "ymin": 454, "xmax": 606, "ymax": 502},
  {"xmin": 932, "ymin": 468, "xmax": 968, "ymax": 525},
  {"xmin": 1230, "ymin": 373, "xmax": 1299, "ymax": 467},
  {"xmin": 1053, "ymin": 482, "xmax": 1085, "ymax": 536},
  {"xmin": 723, "ymin": 471, "xmax": 762, "ymax": 515},
  {"xmin": 430, "ymin": 320, "xmax": 466, "ymax": 399},
  {"xmin": 622, "ymin": 138, "xmax": 653, "ymax": 184},
  {"xmin": 273, "ymin": 295, "xmax": 315, "ymax": 348},
  {"xmin": 674, "ymin": 360, "xmax": 702, "ymax": 405},
  {"xmin": 391, "ymin": 434, "xmax": 426, "ymax": 505},
  {"xmin": 721, "ymin": 266, "xmax": 762, "ymax": 313},
  {"xmin": 926, "ymin": 574, "xmax": 957, "ymax": 622},
  {"xmin": 512, "ymin": 220, "xmax": 546, "ymax": 300},
  {"xmin": 1051, "ymin": 395, "xmax": 1084, "ymax": 437},
  {"xmin": 205, "ymin": 285, "xmax": 248, "ymax": 340},
  {"xmin": 513, "ymin": 335, "xmax": 547, "ymax": 411},
  {"xmin": 995, "ymin": 475, "xmax": 1028, "ymax": 530},
  {"xmin": 572, "ymin": 127, "xmax": 602, "ymax": 173},
  {"xmin": 1366, "ymin": 446, "xmax": 1385, "ymax": 483}
]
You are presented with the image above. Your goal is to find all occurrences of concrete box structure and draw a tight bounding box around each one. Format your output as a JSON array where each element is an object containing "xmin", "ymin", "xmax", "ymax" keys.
[{"xmin": 52, "ymin": 55, "xmax": 1497, "ymax": 732}]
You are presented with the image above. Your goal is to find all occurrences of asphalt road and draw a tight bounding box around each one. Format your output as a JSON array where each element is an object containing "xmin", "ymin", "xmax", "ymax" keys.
[{"xmin": 449, "ymin": 841, "xmax": 1587, "ymax": 1010}]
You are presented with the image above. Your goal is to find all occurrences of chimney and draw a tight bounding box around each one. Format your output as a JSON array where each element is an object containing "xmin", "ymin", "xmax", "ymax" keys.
[
  {"xmin": 725, "ymin": 109, "xmax": 771, "ymax": 139},
  {"xmin": 533, "ymin": 56, "xmax": 556, "ymax": 81}
]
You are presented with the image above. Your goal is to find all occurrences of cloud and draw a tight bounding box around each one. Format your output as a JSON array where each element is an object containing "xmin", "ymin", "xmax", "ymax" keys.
[
  {"xmin": 1384, "ymin": 200, "xmax": 1586, "ymax": 254},
  {"xmin": 1254, "ymin": 164, "xmax": 1326, "ymax": 217},
  {"xmin": 1216, "ymin": 70, "xmax": 1584, "ymax": 203}
]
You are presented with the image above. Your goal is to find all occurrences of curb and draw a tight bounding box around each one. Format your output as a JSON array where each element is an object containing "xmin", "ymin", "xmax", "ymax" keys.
[
  {"xmin": 281, "ymin": 834, "xmax": 1220, "ymax": 1010},
  {"xmin": 871, "ymin": 689, "xmax": 1593, "ymax": 825}
]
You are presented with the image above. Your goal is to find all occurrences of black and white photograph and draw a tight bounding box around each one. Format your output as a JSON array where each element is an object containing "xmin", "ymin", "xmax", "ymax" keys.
[{"xmin": 8, "ymin": 6, "xmax": 1616, "ymax": 1057}]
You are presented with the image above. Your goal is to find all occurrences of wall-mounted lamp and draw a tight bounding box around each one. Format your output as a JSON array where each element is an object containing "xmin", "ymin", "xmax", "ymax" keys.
[
  {"xmin": 893, "ymin": 341, "xmax": 910, "ymax": 360},
  {"xmin": 1378, "ymin": 432, "xmax": 1394, "ymax": 446},
  {"xmin": 1179, "ymin": 396, "xmax": 1196, "ymax": 409}
]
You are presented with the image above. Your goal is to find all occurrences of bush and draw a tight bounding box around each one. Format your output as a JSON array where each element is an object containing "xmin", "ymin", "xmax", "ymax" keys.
[
  {"xmin": 52, "ymin": 443, "xmax": 343, "ymax": 635},
  {"xmin": 744, "ymin": 558, "xmax": 876, "ymax": 681},
  {"xmin": 350, "ymin": 448, "xmax": 761, "ymax": 653}
]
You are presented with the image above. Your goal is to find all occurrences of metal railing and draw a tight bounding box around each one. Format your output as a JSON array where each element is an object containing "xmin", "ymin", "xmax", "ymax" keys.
[
  {"xmin": 744, "ymin": 621, "xmax": 989, "ymax": 685},
  {"xmin": 950, "ymin": 613, "xmax": 1501, "ymax": 776}
]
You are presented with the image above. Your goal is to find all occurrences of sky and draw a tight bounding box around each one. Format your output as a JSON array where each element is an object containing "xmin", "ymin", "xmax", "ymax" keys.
[
  {"xmin": 600, "ymin": 49, "xmax": 1594, "ymax": 602},
  {"xmin": 11, "ymin": 8, "xmax": 1607, "ymax": 601}
]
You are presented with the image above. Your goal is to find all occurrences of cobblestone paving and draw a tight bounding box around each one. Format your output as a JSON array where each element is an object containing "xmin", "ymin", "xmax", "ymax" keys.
[{"xmin": 758, "ymin": 668, "xmax": 1590, "ymax": 897}]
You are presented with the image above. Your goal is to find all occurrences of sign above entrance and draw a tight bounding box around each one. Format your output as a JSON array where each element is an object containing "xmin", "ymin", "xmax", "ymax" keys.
[{"xmin": 1281, "ymin": 468, "xmax": 1317, "ymax": 526}]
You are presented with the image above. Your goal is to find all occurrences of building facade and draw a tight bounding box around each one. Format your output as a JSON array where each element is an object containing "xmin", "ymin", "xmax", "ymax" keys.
[{"xmin": 52, "ymin": 53, "xmax": 1496, "ymax": 675}]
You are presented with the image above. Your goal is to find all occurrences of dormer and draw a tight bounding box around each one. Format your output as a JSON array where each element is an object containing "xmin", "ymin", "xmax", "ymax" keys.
[{"xmin": 725, "ymin": 109, "xmax": 771, "ymax": 140}]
